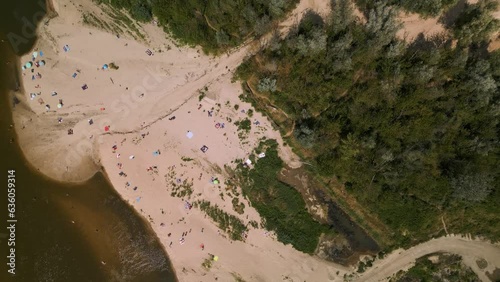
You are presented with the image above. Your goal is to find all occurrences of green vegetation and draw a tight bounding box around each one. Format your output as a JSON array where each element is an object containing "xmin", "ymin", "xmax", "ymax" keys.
[
  {"xmin": 247, "ymin": 108, "xmax": 254, "ymax": 117},
  {"xmin": 201, "ymin": 256, "xmax": 213, "ymax": 270},
  {"xmin": 237, "ymin": 0, "xmax": 500, "ymax": 247},
  {"xmin": 195, "ymin": 200, "xmax": 248, "ymax": 241},
  {"xmin": 450, "ymin": 0, "xmax": 500, "ymax": 46},
  {"xmin": 236, "ymin": 139, "xmax": 330, "ymax": 253},
  {"xmin": 356, "ymin": 0, "xmax": 458, "ymax": 17},
  {"xmin": 181, "ymin": 156, "xmax": 194, "ymax": 162},
  {"xmin": 99, "ymin": 0, "xmax": 299, "ymax": 53},
  {"xmin": 108, "ymin": 62, "xmax": 119, "ymax": 70},
  {"xmin": 97, "ymin": 0, "xmax": 152, "ymax": 22},
  {"xmin": 235, "ymin": 118, "xmax": 252, "ymax": 132},
  {"xmin": 231, "ymin": 197, "xmax": 245, "ymax": 214},
  {"xmin": 390, "ymin": 253, "xmax": 480, "ymax": 281},
  {"xmin": 164, "ymin": 167, "xmax": 193, "ymax": 198}
]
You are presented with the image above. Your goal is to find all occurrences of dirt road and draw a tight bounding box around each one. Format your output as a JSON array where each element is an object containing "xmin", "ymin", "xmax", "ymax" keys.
[{"xmin": 356, "ymin": 235, "xmax": 500, "ymax": 281}]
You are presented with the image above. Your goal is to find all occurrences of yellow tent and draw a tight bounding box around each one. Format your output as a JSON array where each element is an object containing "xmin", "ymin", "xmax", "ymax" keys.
[{"xmin": 213, "ymin": 256, "xmax": 219, "ymax": 262}]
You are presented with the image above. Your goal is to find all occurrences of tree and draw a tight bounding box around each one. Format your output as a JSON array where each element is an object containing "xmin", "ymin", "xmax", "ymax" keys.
[
  {"xmin": 365, "ymin": 1, "xmax": 401, "ymax": 49},
  {"xmin": 215, "ymin": 30, "xmax": 230, "ymax": 46},
  {"xmin": 453, "ymin": 0, "xmax": 500, "ymax": 45},
  {"xmin": 399, "ymin": 0, "xmax": 457, "ymax": 17},
  {"xmin": 257, "ymin": 77, "xmax": 277, "ymax": 92},
  {"xmin": 269, "ymin": 0, "xmax": 287, "ymax": 17},
  {"xmin": 451, "ymin": 173, "xmax": 493, "ymax": 203},
  {"xmin": 254, "ymin": 15, "xmax": 271, "ymax": 36},
  {"xmin": 330, "ymin": 0, "xmax": 355, "ymax": 34}
]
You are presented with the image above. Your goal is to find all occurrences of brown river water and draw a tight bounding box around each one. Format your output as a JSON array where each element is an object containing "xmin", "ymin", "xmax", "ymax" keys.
[{"xmin": 0, "ymin": 0, "xmax": 176, "ymax": 281}]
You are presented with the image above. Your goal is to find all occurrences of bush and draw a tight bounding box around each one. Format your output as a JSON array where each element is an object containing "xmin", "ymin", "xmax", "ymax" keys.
[
  {"xmin": 109, "ymin": 62, "xmax": 119, "ymax": 70},
  {"xmin": 257, "ymin": 77, "xmax": 277, "ymax": 92},
  {"xmin": 237, "ymin": 140, "xmax": 330, "ymax": 253}
]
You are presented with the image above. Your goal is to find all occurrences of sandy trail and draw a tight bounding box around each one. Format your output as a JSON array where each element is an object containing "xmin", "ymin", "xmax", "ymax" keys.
[{"xmin": 356, "ymin": 235, "xmax": 500, "ymax": 282}]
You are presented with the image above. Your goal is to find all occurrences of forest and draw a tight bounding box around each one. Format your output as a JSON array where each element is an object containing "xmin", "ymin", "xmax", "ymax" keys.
[
  {"xmin": 97, "ymin": 0, "xmax": 299, "ymax": 52},
  {"xmin": 236, "ymin": 0, "xmax": 500, "ymax": 246}
]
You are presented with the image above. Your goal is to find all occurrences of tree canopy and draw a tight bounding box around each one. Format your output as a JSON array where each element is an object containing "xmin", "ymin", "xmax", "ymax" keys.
[
  {"xmin": 99, "ymin": 0, "xmax": 299, "ymax": 53},
  {"xmin": 237, "ymin": 0, "xmax": 500, "ymax": 245}
]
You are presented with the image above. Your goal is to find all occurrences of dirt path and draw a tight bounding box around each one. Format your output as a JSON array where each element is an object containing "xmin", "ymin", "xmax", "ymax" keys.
[{"xmin": 356, "ymin": 235, "xmax": 500, "ymax": 281}]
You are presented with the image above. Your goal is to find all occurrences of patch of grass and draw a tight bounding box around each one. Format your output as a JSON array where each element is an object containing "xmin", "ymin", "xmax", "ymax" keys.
[
  {"xmin": 164, "ymin": 167, "xmax": 193, "ymax": 199},
  {"xmin": 231, "ymin": 197, "xmax": 245, "ymax": 214},
  {"xmin": 248, "ymin": 220, "xmax": 259, "ymax": 229},
  {"xmin": 102, "ymin": 4, "xmax": 145, "ymax": 41},
  {"xmin": 195, "ymin": 200, "xmax": 248, "ymax": 241},
  {"xmin": 109, "ymin": 62, "xmax": 119, "ymax": 70},
  {"xmin": 235, "ymin": 139, "xmax": 330, "ymax": 253},
  {"xmin": 198, "ymin": 92, "xmax": 206, "ymax": 102},
  {"xmin": 235, "ymin": 118, "xmax": 251, "ymax": 132}
]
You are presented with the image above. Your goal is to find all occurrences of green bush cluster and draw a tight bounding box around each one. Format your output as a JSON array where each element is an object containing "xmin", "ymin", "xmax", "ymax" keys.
[
  {"xmin": 237, "ymin": 139, "xmax": 330, "ymax": 253},
  {"xmin": 100, "ymin": 0, "xmax": 299, "ymax": 53},
  {"xmin": 197, "ymin": 200, "xmax": 248, "ymax": 241},
  {"xmin": 355, "ymin": 0, "xmax": 458, "ymax": 17}
]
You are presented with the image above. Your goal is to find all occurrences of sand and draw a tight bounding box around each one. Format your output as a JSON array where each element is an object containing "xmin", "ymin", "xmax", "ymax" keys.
[
  {"xmin": 396, "ymin": 11, "xmax": 446, "ymax": 41},
  {"xmin": 11, "ymin": 0, "xmax": 500, "ymax": 281},
  {"xmin": 12, "ymin": 0, "xmax": 350, "ymax": 281}
]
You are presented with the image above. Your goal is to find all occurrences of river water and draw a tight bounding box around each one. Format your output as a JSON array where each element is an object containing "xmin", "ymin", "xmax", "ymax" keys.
[{"xmin": 0, "ymin": 0, "xmax": 176, "ymax": 281}]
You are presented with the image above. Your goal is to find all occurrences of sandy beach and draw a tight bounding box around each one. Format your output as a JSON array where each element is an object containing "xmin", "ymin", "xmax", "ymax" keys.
[
  {"xmin": 11, "ymin": 0, "xmax": 500, "ymax": 281},
  {"xmin": 12, "ymin": 0, "xmax": 350, "ymax": 281}
]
